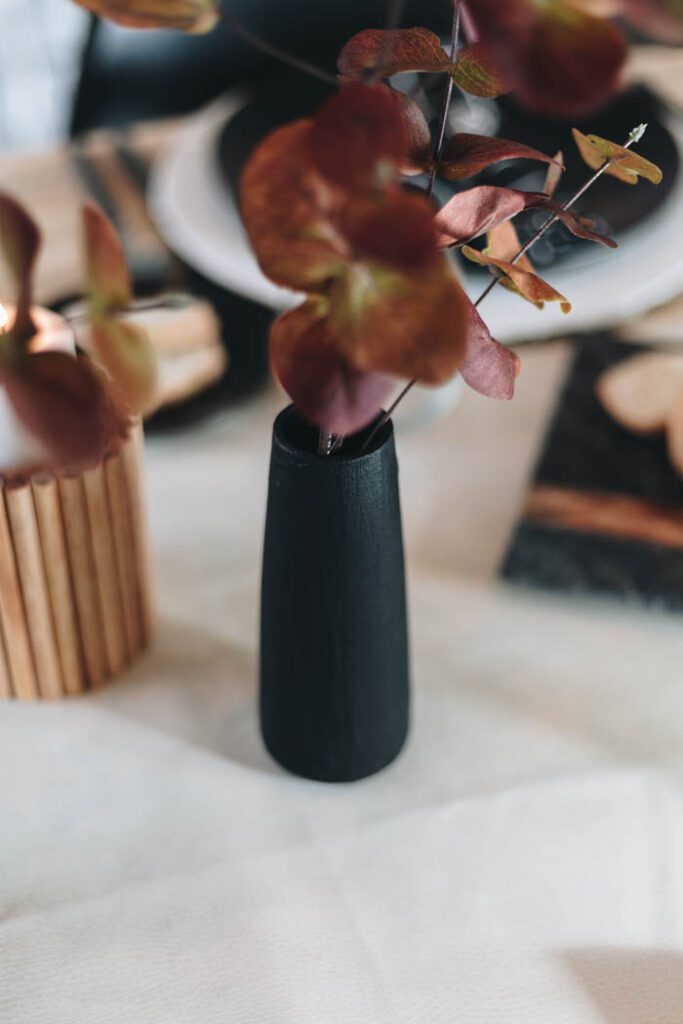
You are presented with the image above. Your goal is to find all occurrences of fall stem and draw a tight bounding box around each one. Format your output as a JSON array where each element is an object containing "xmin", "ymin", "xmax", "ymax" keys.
[
  {"xmin": 362, "ymin": 124, "xmax": 647, "ymax": 450},
  {"xmin": 218, "ymin": 6, "xmax": 338, "ymax": 86},
  {"xmin": 369, "ymin": 0, "xmax": 409, "ymax": 83},
  {"xmin": 426, "ymin": 0, "xmax": 461, "ymax": 200}
]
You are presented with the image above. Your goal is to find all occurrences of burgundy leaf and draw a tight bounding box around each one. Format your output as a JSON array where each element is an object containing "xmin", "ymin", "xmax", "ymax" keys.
[
  {"xmin": 464, "ymin": 0, "xmax": 627, "ymax": 117},
  {"xmin": 0, "ymin": 192, "xmax": 40, "ymax": 346},
  {"xmin": 337, "ymin": 27, "xmax": 451, "ymax": 78},
  {"xmin": 460, "ymin": 299, "xmax": 520, "ymax": 400},
  {"xmin": 523, "ymin": 191, "xmax": 617, "ymax": 247},
  {"xmin": 310, "ymin": 81, "xmax": 409, "ymax": 193},
  {"xmin": 1, "ymin": 351, "xmax": 125, "ymax": 468},
  {"xmin": 434, "ymin": 186, "xmax": 531, "ymax": 247},
  {"xmin": 270, "ymin": 300, "xmax": 394, "ymax": 435},
  {"xmin": 392, "ymin": 88, "xmax": 433, "ymax": 174},
  {"xmin": 342, "ymin": 189, "xmax": 438, "ymax": 271},
  {"xmin": 438, "ymin": 133, "xmax": 559, "ymax": 181}
]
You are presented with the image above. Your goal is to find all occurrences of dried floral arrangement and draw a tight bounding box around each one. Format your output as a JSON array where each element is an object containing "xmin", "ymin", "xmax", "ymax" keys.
[
  {"xmin": 68, "ymin": 0, "xmax": 674, "ymax": 457},
  {"xmin": 0, "ymin": 194, "xmax": 156, "ymax": 474}
]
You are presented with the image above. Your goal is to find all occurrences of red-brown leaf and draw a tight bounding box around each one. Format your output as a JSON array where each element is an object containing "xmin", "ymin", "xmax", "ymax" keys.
[
  {"xmin": 1, "ymin": 351, "xmax": 124, "ymax": 467},
  {"xmin": 270, "ymin": 300, "xmax": 394, "ymax": 435},
  {"xmin": 392, "ymin": 88, "xmax": 433, "ymax": 174},
  {"xmin": 465, "ymin": 0, "xmax": 627, "ymax": 117},
  {"xmin": 71, "ymin": 0, "xmax": 219, "ymax": 32},
  {"xmin": 462, "ymin": 246, "xmax": 572, "ymax": 312},
  {"xmin": 310, "ymin": 82, "xmax": 409, "ymax": 193},
  {"xmin": 451, "ymin": 43, "xmax": 510, "ymax": 99},
  {"xmin": 0, "ymin": 192, "xmax": 40, "ymax": 346},
  {"xmin": 342, "ymin": 189, "xmax": 438, "ymax": 272},
  {"xmin": 536, "ymin": 197, "xmax": 617, "ymax": 248},
  {"xmin": 460, "ymin": 300, "xmax": 520, "ymax": 400},
  {"xmin": 329, "ymin": 257, "xmax": 469, "ymax": 385},
  {"xmin": 337, "ymin": 27, "xmax": 451, "ymax": 78},
  {"xmin": 240, "ymin": 120, "xmax": 349, "ymax": 290},
  {"xmin": 438, "ymin": 133, "xmax": 559, "ymax": 182},
  {"xmin": 83, "ymin": 203, "xmax": 132, "ymax": 313},
  {"xmin": 434, "ymin": 186, "xmax": 531, "ymax": 247}
]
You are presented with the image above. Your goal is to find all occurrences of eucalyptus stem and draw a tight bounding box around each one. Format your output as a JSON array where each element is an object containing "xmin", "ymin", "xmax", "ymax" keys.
[
  {"xmin": 362, "ymin": 123, "xmax": 648, "ymax": 450},
  {"xmin": 219, "ymin": 6, "xmax": 338, "ymax": 86},
  {"xmin": 426, "ymin": 0, "xmax": 461, "ymax": 200}
]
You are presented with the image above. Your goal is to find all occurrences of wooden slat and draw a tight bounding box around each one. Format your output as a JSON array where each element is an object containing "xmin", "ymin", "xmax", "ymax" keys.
[
  {"xmin": 104, "ymin": 451, "xmax": 143, "ymax": 659},
  {"xmin": 122, "ymin": 423, "xmax": 155, "ymax": 643},
  {"xmin": 83, "ymin": 464, "xmax": 127, "ymax": 677},
  {"xmin": 5, "ymin": 484, "xmax": 63, "ymax": 699},
  {"xmin": 32, "ymin": 475, "xmax": 85, "ymax": 695},
  {"xmin": 0, "ymin": 489, "xmax": 38, "ymax": 699},
  {"xmin": 58, "ymin": 475, "xmax": 107, "ymax": 688}
]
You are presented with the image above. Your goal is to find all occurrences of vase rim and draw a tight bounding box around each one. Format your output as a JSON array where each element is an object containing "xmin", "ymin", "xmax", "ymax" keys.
[{"xmin": 273, "ymin": 405, "xmax": 393, "ymax": 463}]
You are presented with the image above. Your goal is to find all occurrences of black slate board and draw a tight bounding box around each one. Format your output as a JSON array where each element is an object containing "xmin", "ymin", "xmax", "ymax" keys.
[{"xmin": 502, "ymin": 335, "xmax": 683, "ymax": 611}]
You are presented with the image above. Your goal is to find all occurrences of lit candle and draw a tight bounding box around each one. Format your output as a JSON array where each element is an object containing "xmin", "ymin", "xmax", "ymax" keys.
[{"xmin": 0, "ymin": 305, "xmax": 76, "ymax": 470}]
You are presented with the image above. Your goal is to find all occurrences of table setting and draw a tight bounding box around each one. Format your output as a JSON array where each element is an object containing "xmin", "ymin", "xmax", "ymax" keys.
[{"xmin": 2, "ymin": 1, "xmax": 683, "ymax": 1021}]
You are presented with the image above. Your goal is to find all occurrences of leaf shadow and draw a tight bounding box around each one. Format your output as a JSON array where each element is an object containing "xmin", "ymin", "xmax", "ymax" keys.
[{"xmin": 89, "ymin": 616, "xmax": 278, "ymax": 775}]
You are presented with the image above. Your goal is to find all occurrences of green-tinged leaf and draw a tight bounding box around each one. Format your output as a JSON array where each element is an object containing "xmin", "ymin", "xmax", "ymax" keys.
[
  {"xmin": 240, "ymin": 119, "xmax": 349, "ymax": 290},
  {"xmin": 328, "ymin": 257, "xmax": 468, "ymax": 385},
  {"xmin": 438, "ymin": 133, "xmax": 559, "ymax": 181},
  {"xmin": 451, "ymin": 44, "xmax": 509, "ymax": 99},
  {"xmin": 0, "ymin": 193, "xmax": 40, "ymax": 346},
  {"xmin": 462, "ymin": 245, "xmax": 572, "ymax": 312},
  {"xmin": 270, "ymin": 300, "xmax": 394, "ymax": 434},
  {"xmin": 0, "ymin": 351, "xmax": 125, "ymax": 468},
  {"xmin": 83, "ymin": 203, "xmax": 132, "ymax": 313},
  {"xmin": 337, "ymin": 27, "xmax": 451, "ymax": 78},
  {"xmin": 572, "ymin": 128, "xmax": 663, "ymax": 184},
  {"xmin": 89, "ymin": 316, "xmax": 158, "ymax": 415}
]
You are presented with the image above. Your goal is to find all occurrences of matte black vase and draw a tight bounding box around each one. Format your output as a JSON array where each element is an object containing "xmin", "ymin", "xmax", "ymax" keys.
[{"xmin": 260, "ymin": 406, "xmax": 410, "ymax": 782}]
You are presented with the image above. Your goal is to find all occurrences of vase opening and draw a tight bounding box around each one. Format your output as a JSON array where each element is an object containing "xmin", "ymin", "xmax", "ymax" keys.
[{"xmin": 274, "ymin": 406, "xmax": 392, "ymax": 460}]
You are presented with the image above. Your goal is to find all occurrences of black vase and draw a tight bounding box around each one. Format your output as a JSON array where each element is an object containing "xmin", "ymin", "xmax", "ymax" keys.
[{"xmin": 259, "ymin": 406, "xmax": 410, "ymax": 782}]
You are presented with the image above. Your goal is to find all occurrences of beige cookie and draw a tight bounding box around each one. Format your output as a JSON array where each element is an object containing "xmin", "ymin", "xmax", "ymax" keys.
[{"xmin": 596, "ymin": 351, "xmax": 683, "ymax": 434}]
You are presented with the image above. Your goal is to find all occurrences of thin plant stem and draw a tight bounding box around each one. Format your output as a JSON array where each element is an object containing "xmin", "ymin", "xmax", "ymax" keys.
[
  {"xmin": 321, "ymin": 0, "xmax": 407, "ymax": 457},
  {"xmin": 369, "ymin": 0, "xmax": 408, "ymax": 83},
  {"xmin": 426, "ymin": 0, "xmax": 461, "ymax": 200},
  {"xmin": 219, "ymin": 7, "xmax": 338, "ymax": 86},
  {"xmin": 362, "ymin": 124, "xmax": 648, "ymax": 450}
]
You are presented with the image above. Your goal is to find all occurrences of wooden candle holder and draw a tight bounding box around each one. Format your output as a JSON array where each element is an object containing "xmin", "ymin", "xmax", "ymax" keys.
[{"xmin": 0, "ymin": 423, "xmax": 154, "ymax": 698}]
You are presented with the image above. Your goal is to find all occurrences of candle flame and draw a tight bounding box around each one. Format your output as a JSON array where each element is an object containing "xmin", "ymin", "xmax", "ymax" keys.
[{"xmin": 0, "ymin": 304, "xmax": 7, "ymax": 332}]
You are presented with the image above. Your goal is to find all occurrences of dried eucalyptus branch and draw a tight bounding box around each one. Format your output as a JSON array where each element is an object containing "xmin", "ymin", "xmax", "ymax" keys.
[
  {"xmin": 362, "ymin": 123, "xmax": 649, "ymax": 451},
  {"xmin": 426, "ymin": 0, "xmax": 462, "ymax": 200}
]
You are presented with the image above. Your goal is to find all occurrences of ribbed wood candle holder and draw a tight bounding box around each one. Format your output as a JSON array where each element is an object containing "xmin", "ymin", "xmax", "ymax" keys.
[{"xmin": 0, "ymin": 422, "xmax": 154, "ymax": 699}]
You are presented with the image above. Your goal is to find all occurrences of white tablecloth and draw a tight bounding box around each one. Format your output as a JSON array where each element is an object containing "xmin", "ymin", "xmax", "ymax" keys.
[{"xmin": 2, "ymin": 343, "xmax": 683, "ymax": 1023}]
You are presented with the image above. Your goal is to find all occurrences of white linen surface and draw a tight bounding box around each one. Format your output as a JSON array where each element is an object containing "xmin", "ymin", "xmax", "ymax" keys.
[{"xmin": 2, "ymin": 345, "xmax": 683, "ymax": 1023}]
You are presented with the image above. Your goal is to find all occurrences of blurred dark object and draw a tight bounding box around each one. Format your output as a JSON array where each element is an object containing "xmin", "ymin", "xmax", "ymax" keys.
[
  {"xmin": 70, "ymin": 2, "xmax": 450, "ymax": 134},
  {"xmin": 503, "ymin": 336, "xmax": 683, "ymax": 611}
]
